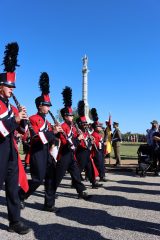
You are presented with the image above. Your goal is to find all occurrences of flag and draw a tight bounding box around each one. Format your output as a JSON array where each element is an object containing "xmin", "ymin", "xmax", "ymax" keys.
[{"xmin": 105, "ymin": 113, "xmax": 112, "ymax": 156}]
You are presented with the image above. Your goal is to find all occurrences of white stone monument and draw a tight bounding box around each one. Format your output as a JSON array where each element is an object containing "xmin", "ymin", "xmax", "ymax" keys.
[{"xmin": 82, "ymin": 54, "xmax": 90, "ymax": 121}]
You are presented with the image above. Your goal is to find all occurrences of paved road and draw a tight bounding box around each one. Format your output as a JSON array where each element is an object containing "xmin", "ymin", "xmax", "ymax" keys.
[{"xmin": 0, "ymin": 164, "xmax": 160, "ymax": 240}]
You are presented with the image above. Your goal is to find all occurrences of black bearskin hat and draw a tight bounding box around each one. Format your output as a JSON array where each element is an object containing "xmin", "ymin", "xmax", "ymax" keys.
[
  {"xmin": 76, "ymin": 100, "xmax": 87, "ymax": 125},
  {"xmin": 91, "ymin": 108, "xmax": 103, "ymax": 129},
  {"xmin": 60, "ymin": 86, "xmax": 73, "ymax": 118},
  {"xmin": 35, "ymin": 72, "xmax": 52, "ymax": 109},
  {"xmin": 0, "ymin": 42, "xmax": 19, "ymax": 88}
]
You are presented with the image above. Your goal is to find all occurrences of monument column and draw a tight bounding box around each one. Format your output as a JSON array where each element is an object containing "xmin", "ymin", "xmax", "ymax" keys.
[{"xmin": 82, "ymin": 54, "xmax": 90, "ymax": 121}]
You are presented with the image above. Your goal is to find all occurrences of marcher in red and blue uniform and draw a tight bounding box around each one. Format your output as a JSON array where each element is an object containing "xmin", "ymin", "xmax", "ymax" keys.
[
  {"xmin": 0, "ymin": 42, "xmax": 31, "ymax": 235},
  {"xmin": 75, "ymin": 100, "xmax": 102, "ymax": 188},
  {"xmin": 19, "ymin": 72, "xmax": 59, "ymax": 212},
  {"xmin": 53, "ymin": 87, "xmax": 91, "ymax": 205},
  {"xmin": 91, "ymin": 108, "xmax": 107, "ymax": 182}
]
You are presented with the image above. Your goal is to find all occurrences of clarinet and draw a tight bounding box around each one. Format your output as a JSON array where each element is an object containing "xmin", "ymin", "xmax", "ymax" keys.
[
  {"xmin": 74, "ymin": 122, "xmax": 88, "ymax": 149},
  {"xmin": 12, "ymin": 93, "xmax": 37, "ymax": 138},
  {"xmin": 48, "ymin": 110, "xmax": 75, "ymax": 151},
  {"xmin": 48, "ymin": 110, "xmax": 59, "ymax": 125},
  {"xmin": 84, "ymin": 125, "xmax": 98, "ymax": 151}
]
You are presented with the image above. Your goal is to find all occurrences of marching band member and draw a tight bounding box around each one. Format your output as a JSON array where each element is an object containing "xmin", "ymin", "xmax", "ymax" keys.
[
  {"xmin": 53, "ymin": 87, "xmax": 91, "ymax": 203},
  {"xmin": 19, "ymin": 72, "xmax": 59, "ymax": 212},
  {"xmin": 75, "ymin": 100, "xmax": 102, "ymax": 188},
  {"xmin": 0, "ymin": 42, "xmax": 31, "ymax": 234},
  {"xmin": 91, "ymin": 108, "xmax": 107, "ymax": 182}
]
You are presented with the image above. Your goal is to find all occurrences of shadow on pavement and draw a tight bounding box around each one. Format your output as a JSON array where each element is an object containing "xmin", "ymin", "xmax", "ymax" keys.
[
  {"xmin": 0, "ymin": 211, "xmax": 108, "ymax": 240},
  {"xmin": 56, "ymin": 206, "xmax": 160, "ymax": 236},
  {"xmin": 115, "ymin": 179, "xmax": 160, "ymax": 186},
  {"xmin": 105, "ymin": 185, "xmax": 160, "ymax": 195},
  {"xmin": 91, "ymin": 193, "xmax": 160, "ymax": 212}
]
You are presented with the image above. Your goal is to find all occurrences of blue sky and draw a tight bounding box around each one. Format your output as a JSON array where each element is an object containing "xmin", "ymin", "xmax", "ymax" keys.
[{"xmin": 0, "ymin": 0, "xmax": 160, "ymax": 134}]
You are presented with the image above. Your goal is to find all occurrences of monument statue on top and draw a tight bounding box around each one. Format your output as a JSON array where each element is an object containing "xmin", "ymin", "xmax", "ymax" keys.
[{"xmin": 82, "ymin": 54, "xmax": 90, "ymax": 121}]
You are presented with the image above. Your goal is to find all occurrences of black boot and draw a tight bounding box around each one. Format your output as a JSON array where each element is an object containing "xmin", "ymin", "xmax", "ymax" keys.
[
  {"xmin": 155, "ymin": 171, "xmax": 160, "ymax": 176},
  {"xmin": 99, "ymin": 176, "xmax": 107, "ymax": 182},
  {"xmin": 92, "ymin": 181, "xmax": 103, "ymax": 189},
  {"xmin": 43, "ymin": 205, "xmax": 59, "ymax": 213},
  {"xmin": 20, "ymin": 200, "xmax": 25, "ymax": 210},
  {"xmin": 78, "ymin": 191, "xmax": 92, "ymax": 200},
  {"xmin": 8, "ymin": 221, "xmax": 31, "ymax": 235}
]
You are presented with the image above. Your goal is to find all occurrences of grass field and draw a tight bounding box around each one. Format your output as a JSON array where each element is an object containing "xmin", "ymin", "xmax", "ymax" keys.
[
  {"xmin": 110, "ymin": 142, "xmax": 142, "ymax": 160},
  {"xmin": 19, "ymin": 142, "xmax": 143, "ymax": 160}
]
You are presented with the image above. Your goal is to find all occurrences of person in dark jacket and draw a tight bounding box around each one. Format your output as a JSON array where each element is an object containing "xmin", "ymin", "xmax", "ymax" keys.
[{"xmin": 152, "ymin": 127, "xmax": 160, "ymax": 176}]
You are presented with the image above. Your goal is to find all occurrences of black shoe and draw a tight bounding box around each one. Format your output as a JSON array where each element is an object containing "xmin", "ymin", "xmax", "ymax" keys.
[
  {"xmin": 78, "ymin": 191, "xmax": 92, "ymax": 200},
  {"xmin": 20, "ymin": 200, "xmax": 25, "ymax": 210},
  {"xmin": 80, "ymin": 174, "xmax": 85, "ymax": 181},
  {"xmin": 92, "ymin": 181, "xmax": 103, "ymax": 189},
  {"xmin": 114, "ymin": 163, "xmax": 121, "ymax": 167},
  {"xmin": 8, "ymin": 221, "xmax": 31, "ymax": 235},
  {"xmin": 25, "ymin": 164, "xmax": 30, "ymax": 172},
  {"xmin": 99, "ymin": 177, "xmax": 107, "ymax": 182},
  {"xmin": 84, "ymin": 177, "xmax": 89, "ymax": 182},
  {"xmin": 43, "ymin": 205, "xmax": 59, "ymax": 213},
  {"xmin": 155, "ymin": 171, "xmax": 160, "ymax": 176}
]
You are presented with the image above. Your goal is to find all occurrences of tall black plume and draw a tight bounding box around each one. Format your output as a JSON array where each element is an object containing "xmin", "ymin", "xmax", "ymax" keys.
[
  {"xmin": 91, "ymin": 108, "xmax": 98, "ymax": 122},
  {"xmin": 77, "ymin": 100, "xmax": 85, "ymax": 117},
  {"xmin": 39, "ymin": 72, "xmax": 50, "ymax": 95},
  {"xmin": 61, "ymin": 86, "xmax": 72, "ymax": 107},
  {"xmin": 2, "ymin": 42, "xmax": 19, "ymax": 72}
]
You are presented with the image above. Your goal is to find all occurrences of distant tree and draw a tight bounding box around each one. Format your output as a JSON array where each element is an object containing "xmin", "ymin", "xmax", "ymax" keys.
[{"xmin": 122, "ymin": 132, "xmax": 146, "ymax": 142}]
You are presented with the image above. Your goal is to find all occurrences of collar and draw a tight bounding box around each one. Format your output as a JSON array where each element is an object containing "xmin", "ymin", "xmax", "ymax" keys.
[
  {"xmin": 0, "ymin": 96, "xmax": 9, "ymax": 106},
  {"xmin": 65, "ymin": 119, "xmax": 72, "ymax": 126},
  {"xmin": 37, "ymin": 112, "xmax": 46, "ymax": 120}
]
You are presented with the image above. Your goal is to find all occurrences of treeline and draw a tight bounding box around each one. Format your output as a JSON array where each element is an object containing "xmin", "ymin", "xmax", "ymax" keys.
[{"xmin": 122, "ymin": 132, "xmax": 146, "ymax": 142}]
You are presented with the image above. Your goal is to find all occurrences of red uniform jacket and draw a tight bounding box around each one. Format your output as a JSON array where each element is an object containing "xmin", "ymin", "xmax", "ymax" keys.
[
  {"xmin": 26, "ymin": 113, "xmax": 58, "ymax": 163},
  {"xmin": 0, "ymin": 98, "xmax": 29, "ymax": 192},
  {"xmin": 76, "ymin": 130, "xmax": 99, "ymax": 178},
  {"xmin": 57, "ymin": 122, "xmax": 79, "ymax": 160},
  {"xmin": 91, "ymin": 131, "xmax": 103, "ymax": 157}
]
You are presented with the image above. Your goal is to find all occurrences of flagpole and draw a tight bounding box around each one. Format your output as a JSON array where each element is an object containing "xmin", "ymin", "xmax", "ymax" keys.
[{"xmin": 109, "ymin": 112, "xmax": 112, "ymax": 166}]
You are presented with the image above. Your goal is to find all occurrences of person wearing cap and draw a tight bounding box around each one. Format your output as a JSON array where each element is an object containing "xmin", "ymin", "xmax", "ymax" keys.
[
  {"xmin": 91, "ymin": 121, "xmax": 107, "ymax": 181},
  {"xmin": 146, "ymin": 120, "xmax": 159, "ymax": 146},
  {"xmin": 112, "ymin": 121, "xmax": 122, "ymax": 166},
  {"xmin": 19, "ymin": 72, "xmax": 60, "ymax": 212},
  {"xmin": 90, "ymin": 108, "xmax": 107, "ymax": 182},
  {"xmin": 75, "ymin": 101, "xmax": 102, "ymax": 189},
  {"xmin": 0, "ymin": 42, "xmax": 31, "ymax": 234},
  {"xmin": 53, "ymin": 87, "xmax": 91, "ymax": 201},
  {"xmin": 152, "ymin": 126, "xmax": 160, "ymax": 176}
]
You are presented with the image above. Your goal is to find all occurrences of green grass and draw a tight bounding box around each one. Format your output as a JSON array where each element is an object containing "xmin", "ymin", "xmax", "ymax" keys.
[
  {"xmin": 111, "ymin": 142, "xmax": 142, "ymax": 160},
  {"xmin": 19, "ymin": 142, "xmax": 143, "ymax": 160}
]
